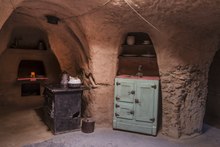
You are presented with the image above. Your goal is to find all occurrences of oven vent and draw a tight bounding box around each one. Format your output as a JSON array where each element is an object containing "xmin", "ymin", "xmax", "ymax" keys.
[{"xmin": 45, "ymin": 15, "xmax": 60, "ymax": 25}]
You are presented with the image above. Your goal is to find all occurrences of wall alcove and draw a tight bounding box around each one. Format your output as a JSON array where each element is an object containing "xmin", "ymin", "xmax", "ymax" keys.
[
  {"xmin": 205, "ymin": 48, "xmax": 220, "ymax": 128},
  {"xmin": 18, "ymin": 60, "xmax": 47, "ymax": 97},
  {"xmin": 118, "ymin": 32, "xmax": 159, "ymax": 76},
  {"xmin": 18, "ymin": 60, "xmax": 46, "ymax": 78},
  {"xmin": 0, "ymin": 7, "xmax": 91, "ymax": 118},
  {"xmin": 115, "ymin": 32, "xmax": 162, "ymax": 134},
  {"xmin": 0, "ymin": 25, "xmax": 61, "ymax": 107},
  {"xmin": 8, "ymin": 26, "xmax": 49, "ymax": 50}
]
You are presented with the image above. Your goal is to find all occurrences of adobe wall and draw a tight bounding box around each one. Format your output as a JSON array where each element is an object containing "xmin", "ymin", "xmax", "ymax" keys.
[{"xmin": 0, "ymin": 0, "xmax": 220, "ymax": 138}]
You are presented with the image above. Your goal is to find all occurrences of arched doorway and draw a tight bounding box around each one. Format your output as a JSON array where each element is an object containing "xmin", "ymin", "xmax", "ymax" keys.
[
  {"xmin": 0, "ymin": 24, "xmax": 61, "ymax": 108},
  {"xmin": 0, "ymin": 1, "xmax": 91, "ymax": 145},
  {"xmin": 205, "ymin": 48, "xmax": 220, "ymax": 128}
]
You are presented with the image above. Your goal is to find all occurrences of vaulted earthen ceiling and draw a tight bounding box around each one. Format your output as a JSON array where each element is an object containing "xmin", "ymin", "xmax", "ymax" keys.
[
  {"xmin": 1, "ymin": 0, "xmax": 220, "ymax": 66},
  {"xmin": 1, "ymin": 0, "xmax": 220, "ymax": 138},
  {"xmin": 1, "ymin": 0, "xmax": 220, "ymax": 32}
]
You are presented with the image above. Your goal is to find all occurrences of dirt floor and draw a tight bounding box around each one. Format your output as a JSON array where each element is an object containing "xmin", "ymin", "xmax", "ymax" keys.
[
  {"xmin": 25, "ymin": 126, "xmax": 220, "ymax": 147},
  {"xmin": 0, "ymin": 106, "xmax": 53, "ymax": 147},
  {"xmin": 0, "ymin": 107, "xmax": 220, "ymax": 147}
]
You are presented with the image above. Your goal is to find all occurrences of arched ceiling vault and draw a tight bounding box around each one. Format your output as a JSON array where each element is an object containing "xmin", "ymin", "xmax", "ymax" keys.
[
  {"xmin": 0, "ymin": 0, "xmax": 219, "ymax": 33},
  {"xmin": 0, "ymin": 0, "xmax": 220, "ymax": 72}
]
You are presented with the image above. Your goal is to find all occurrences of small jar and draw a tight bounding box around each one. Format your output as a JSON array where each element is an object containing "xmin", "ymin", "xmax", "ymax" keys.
[
  {"xmin": 126, "ymin": 36, "xmax": 135, "ymax": 45},
  {"xmin": 60, "ymin": 71, "xmax": 69, "ymax": 88},
  {"xmin": 81, "ymin": 118, "xmax": 95, "ymax": 133},
  {"xmin": 38, "ymin": 41, "xmax": 45, "ymax": 50},
  {"xmin": 30, "ymin": 72, "xmax": 36, "ymax": 78}
]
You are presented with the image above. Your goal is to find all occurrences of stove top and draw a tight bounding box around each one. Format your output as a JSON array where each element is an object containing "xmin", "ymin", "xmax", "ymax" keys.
[{"xmin": 44, "ymin": 84, "xmax": 84, "ymax": 93}]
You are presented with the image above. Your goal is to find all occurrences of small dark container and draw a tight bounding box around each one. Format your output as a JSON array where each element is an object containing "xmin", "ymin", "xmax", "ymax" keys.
[{"xmin": 81, "ymin": 118, "xmax": 95, "ymax": 133}]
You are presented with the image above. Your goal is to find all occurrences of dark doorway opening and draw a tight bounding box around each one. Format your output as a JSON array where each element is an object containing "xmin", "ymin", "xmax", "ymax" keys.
[{"xmin": 205, "ymin": 49, "xmax": 220, "ymax": 128}]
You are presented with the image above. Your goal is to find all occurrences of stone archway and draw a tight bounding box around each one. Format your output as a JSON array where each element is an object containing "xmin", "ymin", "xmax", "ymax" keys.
[
  {"xmin": 0, "ymin": 0, "xmax": 91, "ymax": 75},
  {"xmin": 0, "ymin": 1, "xmax": 92, "ymax": 109},
  {"xmin": 205, "ymin": 48, "xmax": 220, "ymax": 128},
  {"xmin": 0, "ymin": 23, "xmax": 62, "ymax": 107}
]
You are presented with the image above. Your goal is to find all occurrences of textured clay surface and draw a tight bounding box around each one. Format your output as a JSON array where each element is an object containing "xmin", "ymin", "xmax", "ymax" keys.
[{"xmin": 0, "ymin": 0, "xmax": 220, "ymax": 138}]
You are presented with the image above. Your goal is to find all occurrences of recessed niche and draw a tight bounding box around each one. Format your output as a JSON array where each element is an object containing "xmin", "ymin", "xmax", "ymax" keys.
[
  {"xmin": 45, "ymin": 15, "xmax": 60, "ymax": 25},
  {"xmin": 123, "ymin": 32, "xmax": 152, "ymax": 45},
  {"xmin": 21, "ymin": 82, "xmax": 40, "ymax": 96},
  {"xmin": 118, "ymin": 32, "xmax": 159, "ymax": 76},
  {"xmin": 18, "ymin": 60, "xmax": 46, "ymax": 78},
  {"xmin": 8, "ymin": 26, "xmax": 48, "ymax": 50}
]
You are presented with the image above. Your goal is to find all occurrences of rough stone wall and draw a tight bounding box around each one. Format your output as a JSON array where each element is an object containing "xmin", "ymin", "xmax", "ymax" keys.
[
  {"xmin": 156, "ymin": 30, "xmax": 219, "ymax": 138},
  {"xmin": 160, "ymin": 64, "xmax": 210, "ymax": 137}
]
